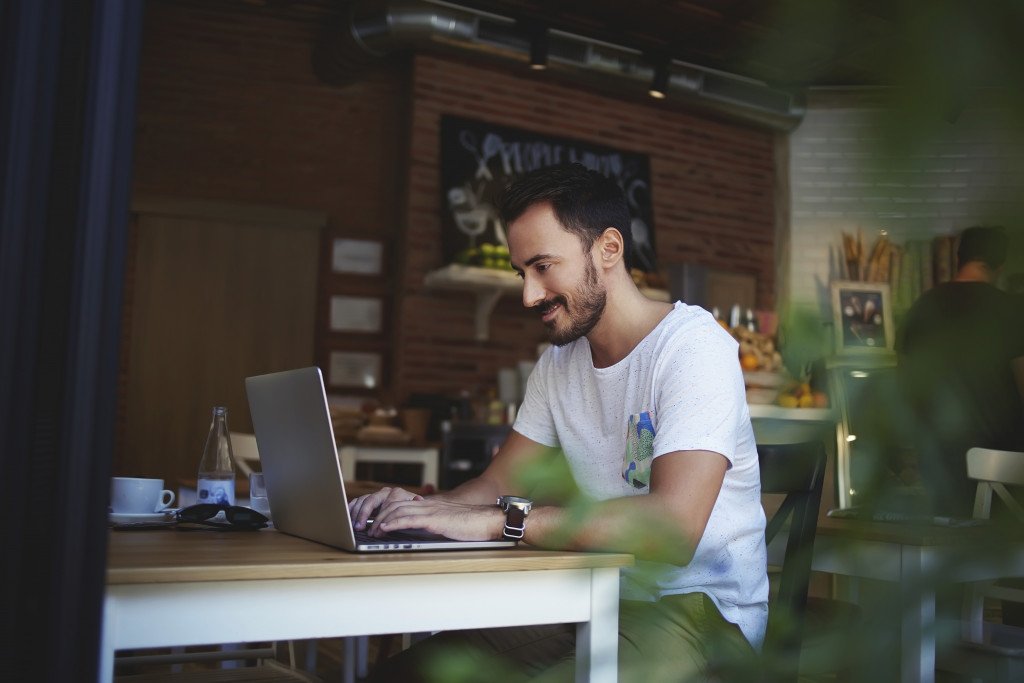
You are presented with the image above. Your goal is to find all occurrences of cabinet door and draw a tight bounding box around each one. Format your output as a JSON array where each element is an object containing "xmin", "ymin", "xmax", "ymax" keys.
[{"xmin": 118, "ymin": 199, "xmax": 322, "ymax": 486}]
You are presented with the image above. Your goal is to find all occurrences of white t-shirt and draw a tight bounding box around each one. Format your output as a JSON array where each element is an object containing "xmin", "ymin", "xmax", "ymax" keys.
[{"xmin": 513, "ymin": 302, "xmax": 769, "ymax": 647}]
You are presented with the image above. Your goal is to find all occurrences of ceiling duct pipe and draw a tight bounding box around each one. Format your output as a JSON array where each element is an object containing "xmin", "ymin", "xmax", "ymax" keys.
[
  {"xmin": 313, "ymin": 0, "xmax": 479, "ymax": 85},
  {"xmin": 313, "ymin": 0, "xmax": 805, "ymax": 132}
]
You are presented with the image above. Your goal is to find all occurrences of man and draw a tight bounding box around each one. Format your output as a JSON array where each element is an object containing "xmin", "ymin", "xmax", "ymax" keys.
[
  {"xmin": 350, "ymin": 164, "xmax": 768, "ymax": 681},
  {"xmin": 898, "ymin": 226, "xmax": 1024, "ymax": 518}
]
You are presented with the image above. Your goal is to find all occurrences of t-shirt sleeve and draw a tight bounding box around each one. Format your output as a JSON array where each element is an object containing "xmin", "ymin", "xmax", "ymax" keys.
[
  {"xmin": 651, "ymin": 323, "xmax": 746, "ymax": 466},
  {"xmin": 511, "ymin": 349, "xmax": 560, "ymax": 448}
]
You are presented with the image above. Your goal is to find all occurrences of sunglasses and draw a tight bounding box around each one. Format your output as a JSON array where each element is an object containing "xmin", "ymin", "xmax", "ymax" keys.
[{"xmin": 176, "ymin": 503, "xmax": 269, "ymax": 530}]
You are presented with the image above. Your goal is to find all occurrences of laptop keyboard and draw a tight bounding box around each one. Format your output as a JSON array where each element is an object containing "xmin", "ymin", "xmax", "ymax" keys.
[{"xmin": 353, "ymin": 527, "xmax": 447, "ymax": 544}]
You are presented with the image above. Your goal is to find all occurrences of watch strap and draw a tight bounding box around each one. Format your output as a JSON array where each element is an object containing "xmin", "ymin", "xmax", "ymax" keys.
[{"xmin": 502, "ymin": 505, "xmax": 527, "ymax": 540}]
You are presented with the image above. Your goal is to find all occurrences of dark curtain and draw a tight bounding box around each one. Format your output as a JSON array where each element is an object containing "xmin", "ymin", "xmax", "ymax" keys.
[{"xmin": 0, "ymin": 0, "xmax": 144, "ymax": 681}]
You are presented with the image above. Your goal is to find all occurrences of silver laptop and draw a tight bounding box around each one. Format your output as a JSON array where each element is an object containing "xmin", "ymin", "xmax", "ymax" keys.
[{"xmin": 244, "ymin": 367, "xmax": 516, "ymax": 552}]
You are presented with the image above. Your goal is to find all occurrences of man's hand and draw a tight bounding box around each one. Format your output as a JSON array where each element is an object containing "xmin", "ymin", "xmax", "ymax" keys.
[
  {"xmin": 348, "ymin": 486, "xmax": 423, "ymax": 531},
  {"xmin": 368, "ymin": 497, "xmax": 505, "ymax": 541},
  {"xmin": 346, "ymin": 432, "xmax": 548, "ymax": 541}
]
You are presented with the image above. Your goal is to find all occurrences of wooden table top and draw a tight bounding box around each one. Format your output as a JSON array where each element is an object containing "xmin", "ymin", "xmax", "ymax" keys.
[
  {"xmin": 172, "ymin": 479, "xmax": 433, "ymax": 499},
  {"xmin": 107, "ymin": 528, "xmax": 634, "ymax": 585}
]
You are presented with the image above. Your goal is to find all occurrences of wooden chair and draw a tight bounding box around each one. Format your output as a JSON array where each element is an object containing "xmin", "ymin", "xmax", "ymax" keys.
[
  {"xmin": 758, "ymin": 440, "xmax": 827, "ymax": 683},
  {"xmin": 935, "ymin": 447, "xmax": 1024, "ymax": 682}
]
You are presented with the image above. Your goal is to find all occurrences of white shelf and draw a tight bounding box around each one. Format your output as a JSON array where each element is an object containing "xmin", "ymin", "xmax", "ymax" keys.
[
  {"xmin": 423, "ymin": 264, "xmax": 670, "ymax": 341},
  {"xmin": 748, "ymin": 404, "xmax": 837, "ymax": 422},
  {"xmin": 424, "ymin": 264, "xmax": 522, "ymax": 292},
  {"xmin": 423, "ymin": 265, "xmax": 521, "ymax": 341}
]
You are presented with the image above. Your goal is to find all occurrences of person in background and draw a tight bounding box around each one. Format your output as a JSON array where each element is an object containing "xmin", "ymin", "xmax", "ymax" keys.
[
  {"xmin": 349, "ymin": 163, "xmax": 768, "ymax": 682},
  {"xmin": 897, "ymin": 226, "xmax": 1024, "ymax": 518},
  {"xmin": 1008, "ymin": 272, "xmax": 1024, "ymax": 298}
]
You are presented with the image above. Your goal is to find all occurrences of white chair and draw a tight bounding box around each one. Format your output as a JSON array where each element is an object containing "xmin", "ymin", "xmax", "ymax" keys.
[
  {"xmin": 936, "ymin": 447, "xmax": 1024, "ymax": 682},
  {"xmin": 967, "ymin": 447, "xmax": 1024, "ymax": 523},
  {"xmin": 231, "ymin": 431, "xmax": 262, "ymax": 476},
  {"xmin": 964, "ymin": 447, "xmax": 1024, "ymax": 636}
]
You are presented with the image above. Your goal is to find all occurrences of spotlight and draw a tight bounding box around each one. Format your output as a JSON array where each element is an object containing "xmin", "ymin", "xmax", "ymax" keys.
[
  {"xmin": 649, "ymin": 60, "xmax": 669, "ymax": 99},
  {"xmin": 529, "ymin": 27, "xmax": 548, "ymax": 70}
]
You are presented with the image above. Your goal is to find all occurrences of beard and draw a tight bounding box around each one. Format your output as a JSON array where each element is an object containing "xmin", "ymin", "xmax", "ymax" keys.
[{"xmin": 536, "ymin": 258, "xmax": 607, "ymax": 346}]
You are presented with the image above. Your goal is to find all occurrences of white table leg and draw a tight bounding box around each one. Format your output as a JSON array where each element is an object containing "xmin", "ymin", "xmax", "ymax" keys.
[
  {"xmin": 303, "ymin": 639, "xmax": 318, "ymax": 671},
  {"xmin": 356, "ymin": 635, "xmax": 369, "ymax": 678},
  {"xmin": 99, "ymin": 639, "xmax": 115, "ymax": 681},
  {"xmin": 99, "ymin": 596, "xmax": 116, "ymax": 682},
  {"xmin": 343, "ymin": 638, "xmax": 356, "ymax": 683},
  {"xmin": 575, "ymin": 567, "xmax": 620, "ymax": 683},
  {"xmin": 901, "ymin": 545, "xmax": 934, "ymax": 683}
]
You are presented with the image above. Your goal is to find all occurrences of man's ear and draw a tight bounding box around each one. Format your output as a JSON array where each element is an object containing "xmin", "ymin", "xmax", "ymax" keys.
[{"xmin": 596, "ymin": 228, "xmax": 625, "ymax": 271}]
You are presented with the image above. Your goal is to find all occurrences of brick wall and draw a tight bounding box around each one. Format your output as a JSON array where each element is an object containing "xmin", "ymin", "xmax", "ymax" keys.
[
  {"xmin": 131, "ymin": 2, "xmax": 778, "ymax": 407},
  {"xmin": 393, "ymin": 55, "xmax": 778, "ymax": 400},
  {"xmin": 788, "ymin": 90, "xmax": 1024, "ymax": 319},
  {"xmin": 131, "ymin": 1, "xmax": 410, "ymax": 402}
]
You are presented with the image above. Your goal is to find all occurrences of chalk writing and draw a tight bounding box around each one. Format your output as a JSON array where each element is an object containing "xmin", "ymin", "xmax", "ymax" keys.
[{"xmin": 441, "ymin": 115, "xmax": 656, "ymax": 270}]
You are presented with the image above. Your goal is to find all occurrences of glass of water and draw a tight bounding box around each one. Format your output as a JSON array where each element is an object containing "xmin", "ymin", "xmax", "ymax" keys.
[{"xmin": 249, "ymin": 472, "xmax": 272, "ymax": 521}]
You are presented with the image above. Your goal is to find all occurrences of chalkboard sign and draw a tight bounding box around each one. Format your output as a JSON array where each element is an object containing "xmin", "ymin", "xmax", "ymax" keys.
[{"xmin": 439, "ymin": 115, "xmax": 656, "ymax": 272}]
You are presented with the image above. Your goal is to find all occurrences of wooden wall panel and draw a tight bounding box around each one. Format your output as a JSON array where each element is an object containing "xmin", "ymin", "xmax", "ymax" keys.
[{"xmin": 117, "ymin": 202, "xmax": 321, "ymax": 485}]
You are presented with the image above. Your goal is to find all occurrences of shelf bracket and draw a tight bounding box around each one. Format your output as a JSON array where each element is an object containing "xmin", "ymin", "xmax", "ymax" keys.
[{"xmin": 473, "ymin": 289, "xmax": 503, "ymax": 341}]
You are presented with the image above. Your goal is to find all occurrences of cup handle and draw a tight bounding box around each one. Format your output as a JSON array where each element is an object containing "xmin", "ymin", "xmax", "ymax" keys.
[{"xmin": 156, "ymin": 489, "xmax": 175, "ymax": 511}]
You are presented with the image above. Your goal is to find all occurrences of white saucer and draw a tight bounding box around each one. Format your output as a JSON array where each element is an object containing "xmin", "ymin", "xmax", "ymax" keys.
[{"xmin": 109, "ymin": 511, "xmax": 175, "ymax": 524}]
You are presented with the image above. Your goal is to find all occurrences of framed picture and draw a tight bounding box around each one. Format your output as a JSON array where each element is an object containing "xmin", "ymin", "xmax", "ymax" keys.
[
  {"xmin": 328, "ymin": 351, "xmax": 382, "ymax": 389},
  {"xmin": 329, "ymin": 295, "xmax": 383, "ymax": 333},
  {"xmin": 332, "ymin": 238, "xmax": 384, "ymax": 276},
  {"xmin": 830, "ymin": 280, "xmax": 895, "ymax": 354}
]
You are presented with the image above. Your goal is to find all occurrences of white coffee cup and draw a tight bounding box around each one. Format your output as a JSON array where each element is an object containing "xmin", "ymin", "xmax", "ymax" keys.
[{"xmin": 110, "ymin": 477, "xmax": 175, "ymax": 514}]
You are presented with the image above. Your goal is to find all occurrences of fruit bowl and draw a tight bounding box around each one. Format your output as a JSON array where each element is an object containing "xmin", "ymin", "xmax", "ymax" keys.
[{"xmin": 742, "ymin": 370, "xmax": 785, "ymax": 389}]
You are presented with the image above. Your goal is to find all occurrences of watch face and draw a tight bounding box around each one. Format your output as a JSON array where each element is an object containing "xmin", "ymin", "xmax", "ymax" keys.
[{"xmin": 498, "ymin": 495, "xmax": 532, "ymax": 511}]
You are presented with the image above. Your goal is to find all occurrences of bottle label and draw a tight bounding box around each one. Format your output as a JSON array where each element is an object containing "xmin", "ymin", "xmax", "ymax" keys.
[{"xmin": 197, "ymin": 478, "xmax": 235, "ymax": 506}]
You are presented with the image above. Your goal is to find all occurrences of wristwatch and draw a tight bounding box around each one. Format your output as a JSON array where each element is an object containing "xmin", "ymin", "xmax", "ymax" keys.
[{"xmin": 496, "ymin": 495, "xmax": 532, "ymax": 541}]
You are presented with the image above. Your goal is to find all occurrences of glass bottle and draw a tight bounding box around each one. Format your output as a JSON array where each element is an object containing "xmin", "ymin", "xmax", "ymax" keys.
[
  {"xmin": 197, "ymin": 406, "xmax": 237, "ymax": 506},
  {"xmin": 729, "ymin": 304, "xmax": 742, "ymax": 328}
]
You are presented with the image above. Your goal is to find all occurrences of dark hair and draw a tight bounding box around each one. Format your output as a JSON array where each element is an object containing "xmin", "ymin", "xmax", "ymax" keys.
[
  {"xmin": 497, "ymin": 163, "xmax": 634, "ymax": 271},
  {"xmin": 957, "ymin": 226, "xmax": 1008, "ymax": 270}
]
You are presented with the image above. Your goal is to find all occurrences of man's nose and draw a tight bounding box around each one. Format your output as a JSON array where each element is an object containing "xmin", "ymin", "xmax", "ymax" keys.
[{"xmin": 522, "ymin": 274, "xmax": 545, "ymax": 309}]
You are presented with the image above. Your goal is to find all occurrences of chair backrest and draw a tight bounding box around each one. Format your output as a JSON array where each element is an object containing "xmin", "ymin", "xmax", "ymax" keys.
[
  {"xmin": 963, "ymin": 447, "xmax": 1024, "ymax": 641},
  {"xmin": 967, "ymin": 447, "xmax": 1024, "ymax": 522},
  {"xmin": 759, "ymin": 440, "xmax": 828, "ymax": 679},
  {"xmin": 231, "ymin": 431, "xmax": 261, "ymax": 476}
]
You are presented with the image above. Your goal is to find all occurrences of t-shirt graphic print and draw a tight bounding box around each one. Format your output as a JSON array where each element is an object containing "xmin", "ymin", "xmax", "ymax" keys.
[{"xmin": 623, "ymin": 411, "xmax": 655, "ymax": 489}]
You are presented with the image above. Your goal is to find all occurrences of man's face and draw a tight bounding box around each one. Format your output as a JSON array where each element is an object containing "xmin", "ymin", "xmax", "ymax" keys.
[{"xmin": 508, "ymin": 203, "xmax": 606, "ymax": 346}]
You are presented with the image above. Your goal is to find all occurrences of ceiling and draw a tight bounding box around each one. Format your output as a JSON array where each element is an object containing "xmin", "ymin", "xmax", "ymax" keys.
[
  {"xmin": 440, "ymin": 0, "xmax": 902, "ymax": 89},
  {"xmin": 209, "ymin": 0, "xmax": 1024, "ymax": 116},
  {"xmin": 219, "ymin": 0, "xmax": 905, "ymax": 88}
]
